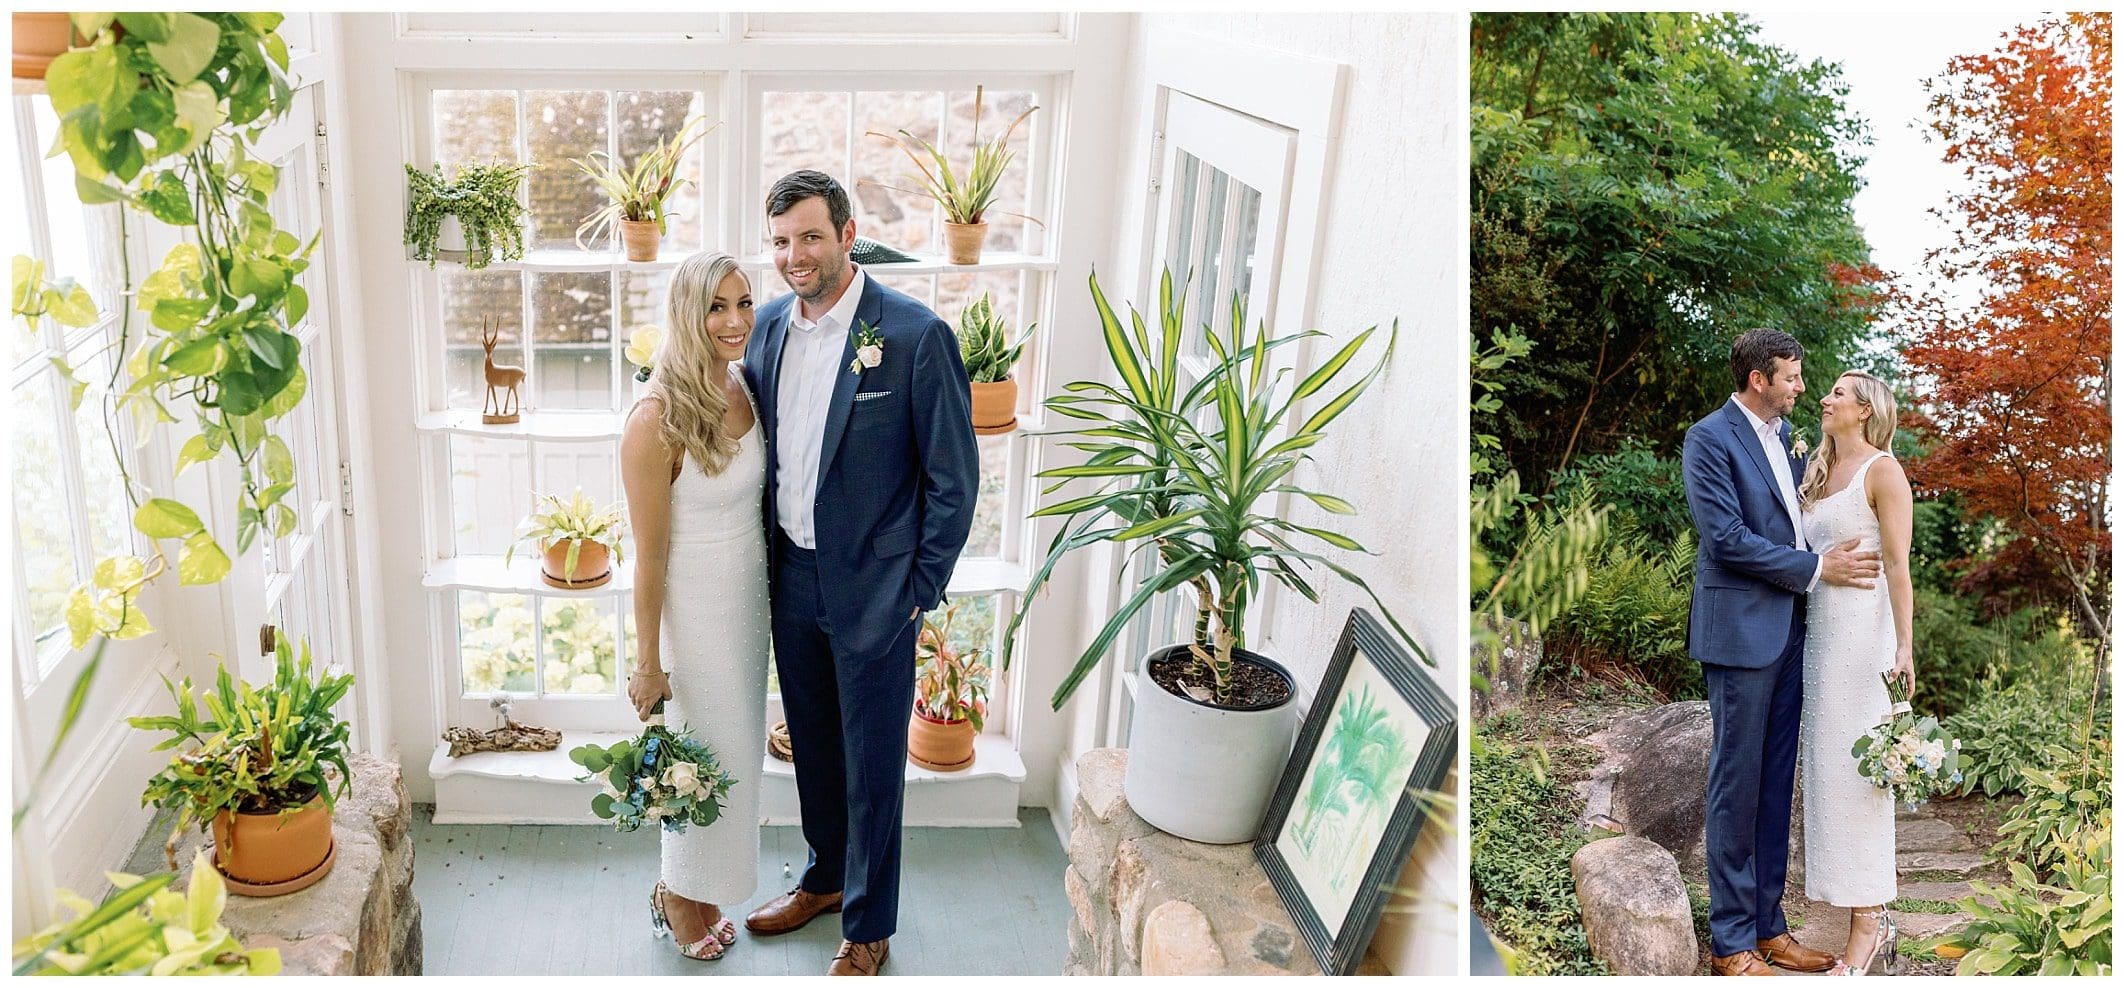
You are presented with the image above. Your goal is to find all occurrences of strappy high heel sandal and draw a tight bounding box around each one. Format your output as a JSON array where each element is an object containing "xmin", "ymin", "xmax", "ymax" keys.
[
  {"xmin": 653, "ymin": 883, "xmax": 731, "ymax": 961},
  {"xmin": 1831, "ymin": 906, "xmax": 1899, "ymax": 976}
]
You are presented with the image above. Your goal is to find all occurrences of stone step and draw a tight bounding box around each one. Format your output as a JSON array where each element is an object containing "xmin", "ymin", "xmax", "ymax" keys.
[
  {"xmin": 1897, "ymin": 880, "xmax": 1985, "ymax": 906},
  {"xmin": 1896, "ymin": 850, "xmax": 1985, "ymax": 876},
  {"xmin": 1886, "ymin": 909, "xmax": 1970, "ymax": 943},
  {"xmin": 1895, "ymin": 817, "xmax": 1973, "ymax": 854}
]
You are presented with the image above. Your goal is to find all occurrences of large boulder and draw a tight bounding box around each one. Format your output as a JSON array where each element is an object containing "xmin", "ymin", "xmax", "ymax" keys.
[
  {"xmin": 1587, "ymin": 701, "xmax": 1807, "ymax": 881},
  {"xmin": 1571, "ymin": 836, "xmax": 1696, "ymax": 976}
]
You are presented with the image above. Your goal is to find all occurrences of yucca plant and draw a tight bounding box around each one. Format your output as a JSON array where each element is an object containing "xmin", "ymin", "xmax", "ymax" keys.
[
  {"xmin": 1002, "ymin": 268, "xmax": 1421, "ymax": 708},
  {"xmin": 128, "ymin": 638, "xmax": 356, "ymax": 868},
  {"xmin": 957, "ymin": 293, "xmax": 1036, "ymax": 384},
  {"xmin": 864, "ymin": 85, "xmax": 1045, "ymax": 228},
  {"xmin": 505, "ymin": 488, "xmax": 627, "ymax": 578},
  {"xmin": 571, "ymin": 116, "xmax": 715, "ymax": 250}
]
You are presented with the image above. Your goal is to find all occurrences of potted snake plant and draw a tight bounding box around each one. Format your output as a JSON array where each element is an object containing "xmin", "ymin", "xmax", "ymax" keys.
[
  {"xmin": 906, "ymin": 603, "xmax": 991, "ymax": 771},
  {"xmin": 863, "ymin": 86, "xmax": 1045, "ymax": 264},
  {"xmin": 956, "ymin": 293, "xmax": 1036, "ymax": 435},
  {"xmin": 506, "ymin": 488, "xmax": 627, "ymax": 589},
  {"xmin": 1002, "ymin": 269, "xmax": 1421, "ymax": 843},
  {"xmin": 404, "ymin": 160, "xmax": 531, "ymax": 270},
  {"xmin": 128, "ymin": 637, "xmax": 356, "ymax": 896}
]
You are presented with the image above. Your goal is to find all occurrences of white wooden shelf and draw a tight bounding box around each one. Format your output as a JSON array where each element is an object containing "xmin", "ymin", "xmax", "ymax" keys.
[
  {"xmin": 415, "ymin": 408, "xmax": 625, "ymax": 442},
  {"xmin": 422, "ymin": 554, "xmax": 1025, "ymax": 599}
]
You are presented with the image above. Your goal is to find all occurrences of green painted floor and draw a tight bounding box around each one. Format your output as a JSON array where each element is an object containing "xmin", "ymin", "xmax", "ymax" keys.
[{"xmin": 410, "ymin": 805, "xmax": 1073, "ymax": 976}]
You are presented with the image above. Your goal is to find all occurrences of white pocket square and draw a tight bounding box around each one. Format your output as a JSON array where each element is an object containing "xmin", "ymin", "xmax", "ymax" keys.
[{"xmin": 853, "ymin": 391, "xmax": 893, "ymax": 402}]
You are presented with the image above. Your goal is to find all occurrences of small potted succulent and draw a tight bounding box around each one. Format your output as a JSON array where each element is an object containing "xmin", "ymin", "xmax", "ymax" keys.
[
  {"xmin": 956, "ymin": 293, "xmax": 1036, "ymax": 435},
  {"xmin": 404, "ymin": 160, "xmax": 532, "ymax": 270},
  {"xmin": 128, "ymin": 637, "xmax": 356, "ymax": 896},
  {"xmin": 507, "ymin": 488, "xmax": 627, "ymax": 589},
  {"xmin": 906, "ymin": 603, "xmax": 990, "ymax": 772},
  {"xmin": 864, "ymin": 86, "xmax": 1044, "ymax": 264},
  {"xmin": 572, "ymin": 116, "xmax": 714, "ymax": 262}
]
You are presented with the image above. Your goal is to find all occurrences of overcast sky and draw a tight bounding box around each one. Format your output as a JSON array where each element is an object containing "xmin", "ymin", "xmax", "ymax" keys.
[{"xmin": 1749, "ymin": 12, "xmax": 2035, "ymax": 306}]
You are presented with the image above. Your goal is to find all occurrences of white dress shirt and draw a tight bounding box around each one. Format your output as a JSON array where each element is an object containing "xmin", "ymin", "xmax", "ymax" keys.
[
  {"xmin": 1730, "ymin": 395, "xmax": 1821, "ymax": 591},
  {"xmin": 775, "ymin": 268, "xmax": 869, "ymax": 550}
]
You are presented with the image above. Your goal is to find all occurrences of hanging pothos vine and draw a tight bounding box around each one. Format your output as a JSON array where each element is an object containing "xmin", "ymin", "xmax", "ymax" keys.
[{"xmin": 31, "ymin": 13, "xmax": 313, "ymax": 649}]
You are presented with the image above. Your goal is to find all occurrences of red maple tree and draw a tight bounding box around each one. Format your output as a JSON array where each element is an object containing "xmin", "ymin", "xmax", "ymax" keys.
[{"xmin": 1899, "ymin": 14, "xmax": 2111, "ymax": 651}]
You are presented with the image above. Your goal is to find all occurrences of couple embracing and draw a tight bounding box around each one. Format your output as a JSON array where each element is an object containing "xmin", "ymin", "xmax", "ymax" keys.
[
  {"xmin": 1684, "ymin": 330, "xmax": 1917, "ymax": 977},
  {"xmin": 619, "ymin": 170, "xmax": 980, "ymax": 974}
]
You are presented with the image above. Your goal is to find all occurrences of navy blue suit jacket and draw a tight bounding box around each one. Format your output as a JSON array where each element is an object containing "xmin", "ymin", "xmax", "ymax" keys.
[
  {"xmin": 743, "ymin": 275, "xmax": 980, "ymax": 658},
  {"xmin": 1681, "ymin": 400, "xmax": 1820, "ymax": 669}
]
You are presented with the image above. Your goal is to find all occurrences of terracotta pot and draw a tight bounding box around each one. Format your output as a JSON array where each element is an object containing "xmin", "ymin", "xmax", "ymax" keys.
[
  {"xmin": 907, "ymin": 706, "xmax": 976, "ymax": 771},
  {"xmin": 943, "ymin": 221, "xmax": 989, "ymax": 265},
  {"xmin": 618, "ymin": 219, "xmax": 661, "ymax": 262},
  {"xmin": 211, "ymin": 795, "xmax": 335, "ymax": 896},
  {"xmin": 13, "ymin": 13, "xmax": 78, "ymax": 82},
  {"xmin": 969, "ymin": 377, "xmax": 1019, "ymax": 435},
  {"xmin": 541, "ymin": 538, "xmax": 613, "ymax": 589}
]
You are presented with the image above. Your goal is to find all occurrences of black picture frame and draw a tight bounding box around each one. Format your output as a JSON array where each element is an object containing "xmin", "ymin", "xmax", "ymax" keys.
[{"xmin": 1253, "ymin": 608, "xmax": 1456, "ymax": 976}]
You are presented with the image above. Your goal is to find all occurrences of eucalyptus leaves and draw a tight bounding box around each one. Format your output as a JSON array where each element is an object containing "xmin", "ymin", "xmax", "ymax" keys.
[{"xmin": 404, "ymin": 161, "xmax": 532, "ymax": 270}]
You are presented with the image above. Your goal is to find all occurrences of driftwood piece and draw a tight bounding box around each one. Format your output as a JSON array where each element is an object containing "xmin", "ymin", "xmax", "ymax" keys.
[
  {"xmin": 768, "ymin": 720, "xmax": 794, "ymax": 763},
  {"xmin": 441, "ymin": 719, "xmax": 561, "ymax": 758}
]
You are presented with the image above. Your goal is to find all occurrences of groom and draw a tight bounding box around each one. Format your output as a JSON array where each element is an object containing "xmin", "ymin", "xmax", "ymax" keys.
[
  {"xmin": 741, "ymin": 170, "xmax": 980, "ymax": 975},
  {"xmin": 1681, "ymin": 329, "xmax": 1880, "ymax": 977}
]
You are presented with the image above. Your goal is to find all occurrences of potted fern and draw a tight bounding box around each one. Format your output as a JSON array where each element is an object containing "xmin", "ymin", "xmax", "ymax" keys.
[
  {"xmin": 506, "ymin": 488, "xmax": 627, "ymax": 589},
  {"xmin": 1002, "ymin": 269, "xmax": 1420, "ymax": 843},
  {"xmin": 907, "ymin": 603, "xmax": 991, "ymax": 772},
  {"xmin": 864, "ymin": 86, "xmax": 1044, "ymax": 264},
  {"xmin": 956, "ymin": 293, "xmax": 1036, "ymax": 435},
  {"xmin": 128, "ymin": 637, "xmax": 356, "ymax": 896},
  {"xmin": 404, "ymin": 160, "xmax": 531, "ymax": 270},
  {"xmin": 572, "ymin": 116, "xmax": 714, "ymax": 262}
]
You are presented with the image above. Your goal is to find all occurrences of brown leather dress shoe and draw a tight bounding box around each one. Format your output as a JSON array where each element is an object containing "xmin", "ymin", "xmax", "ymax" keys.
[
  {"xmin": 828, "ymin": 938, "xmax": 889, "ymax": 976},
  {"xmin": 744, "ymin": 886, "xmax": 843, "ymax": 936},
  {"xmin": 1757, "ymin": 932, "xmax": 1837, "ymax": 972},
  {"xmin": 1709, "ymin": 950, "xmax": 1778, "ymax": 976}
]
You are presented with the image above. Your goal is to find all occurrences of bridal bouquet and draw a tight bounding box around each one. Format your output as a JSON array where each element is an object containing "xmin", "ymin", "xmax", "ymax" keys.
[
  {"xmin": 569, "ymin": 704, "xmax": 736, "ymax": 833},
  {"xmin": 1851, "ymin": 672, "xmax": 1963, "ymax": 808}
]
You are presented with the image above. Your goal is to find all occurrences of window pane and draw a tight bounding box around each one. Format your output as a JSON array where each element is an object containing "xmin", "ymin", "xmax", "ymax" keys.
[
  {"xmin": 616, "ymin": 268, "xmax": 672, "ymax": 356},
  {"xmin": 531, "ymin": 271, "xmax": 613, "ymax": 409},
  {"xmin": 450, "ymin": 435, "xmax": 530, "ymax": 557},
  {"xmin": 937, "ymin": 271, "xmax": 1023, "ymax": 345},
  {"xmin": 945, "ymin": 88, "xmax": 1037, "ymax": 253},
  {"xmin": 854, "ymin": 91, "xmax": 944, "ymax": 257},
  {"xmin": 433, "ymin": 90, "xmax": 520, "ymax": 173},
  {"xmin": 72, "ymin": 350, "xmax": 131, "ymax": 565},
  {"xmin": 541, "ymin": 596, "xmax": 618, "ymax": 694},
  {"xmin": 965, "ymin": 433, "xmax": 1008, "ymax": 559},
  {"xmin": 442, "ymin": 268, "xmax": 524, "ymax": 412},
  {"xmin": 617, "ymin": 91, "xmax": 708, "ymax": 254},
  {"xmin": 1191, "ymin": 172, "xmax": 1231, "ymax": 357},
  {"xmin": 1230, "ymin": 184, "xmax": 1263, "ymax": 323},
  {"xmin": 938, "ymin": 593, "xmax": 999, "ymax": 704},
  {"xmin": 526, "ymin": 90, "xmax": 611, "ymax": 251},
  {"xmin": 865, "ymin": 272, "xmax": 932, "ymax": 308},
  {"xmin": 459, "ymin": 591, "xmax": 535, "ymax": 693},
  {"xmin": 14, "ymin": 376, "xmax": 73, "ymax": 657},
  {"xmin": 760, "ymin": 91, "xmax": 851, "ymax": 238},
  {"xmin": 33, "ymin": 99, "xmax": 123, "ymax": 313},
  {"xmin": 536, "ymin": 444, "xmax": 617, "ymax": 512}
]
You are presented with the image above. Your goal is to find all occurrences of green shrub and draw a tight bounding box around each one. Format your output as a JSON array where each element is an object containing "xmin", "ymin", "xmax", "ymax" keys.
[
  {"xmin": 1545, "ymin": 529, "xmax": 1700, "ymax": 699},
  {"xmin": 1550, "ymin": 438, "xmax": 1693, "ymax": 547},
  {"xmin": 1945, "ymin": 822, "xmax": 2112, "ymax": 976},
  {"xmin": 1471, "ymin": 732, "xmax": 1605, "ymax": 976},
  {"xmin": 1912, "ymin": 587, "xmax": 2086, "ymax": 720},
  {"xmin": 1989, "ymin": 733, "xmax": 2111, "ymax": 878},
  {"xmin": 1947, "ymin": 681, "xmax": 2101, "ymax": 798}
]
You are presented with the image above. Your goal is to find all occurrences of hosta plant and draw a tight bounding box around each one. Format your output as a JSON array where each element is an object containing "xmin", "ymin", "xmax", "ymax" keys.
[
  {"xmin": 1945, "ymin": 822, "xmax": 2112, "ymax": 976},
  {"xmin": 128, "ymin": 637, "xmax": 356, "ymax": 867},
  {"xmin": 571, "ymin": 116, "xmax": 714, "ymax": 249},
  {"xmin": 864, "ymin": 85, "xmax": 1045, "ymax": 228},
  {"xmin": 505, "ymin": 488, "xmax": 627, "ymax": 576},
  {"xmin": 956, "ymin": 292, "xmax": 1035, "ymax": 384},
  {"xmin": 915, "ymin": 603, "xmax": 991, "ymax": 729},
  {"xmin": 11, "ymin": 851, "xmax": 280, "ymax": 976},
  {"xmin": 404, "ymin": 160, "xmax": 531, "ymax": 270}
]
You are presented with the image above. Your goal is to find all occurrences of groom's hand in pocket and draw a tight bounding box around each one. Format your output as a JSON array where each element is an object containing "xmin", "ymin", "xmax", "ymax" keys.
[{"xmin": 1820, "ymin": 538, "xmax": 1882, "ymax": 589}]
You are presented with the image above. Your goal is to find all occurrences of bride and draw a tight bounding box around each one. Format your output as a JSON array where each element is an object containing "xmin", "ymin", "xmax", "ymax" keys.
[
  {"xmin": 620, "ymin": 251, "xmax": 770, "ymax": 961},
  {"xmin": 1798, "ymin": 369, "xmax": 1915, "ymax": 977}
]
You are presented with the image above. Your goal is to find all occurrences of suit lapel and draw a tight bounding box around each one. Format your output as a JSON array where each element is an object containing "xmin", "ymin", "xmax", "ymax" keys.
[
  {"xmin": 1725, "ymin": 402, "xmax": 1784, "ymax": 503},
  {"xmin": 761, "ymin": 303, "xmax": 792, "ymax": 427},
  {"xmin": 815, "ymin": 280, "xmax": 885, "ymax": 482}
]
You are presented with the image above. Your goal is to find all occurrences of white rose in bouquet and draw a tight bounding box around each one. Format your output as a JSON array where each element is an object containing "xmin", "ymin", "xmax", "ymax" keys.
[{"xmin": 664, "ymin": 760, "xmax": 702, "ymax": 797}]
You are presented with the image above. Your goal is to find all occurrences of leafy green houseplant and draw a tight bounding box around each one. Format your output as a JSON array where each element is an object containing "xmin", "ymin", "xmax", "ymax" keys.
[
  {"xmin": 571, "ymin": 116, "xmax": 714, "ymax": 261},
  {"xmin": 864, "ymin": 85, "xmax": 1045, "ymax": 263},
  {"xmin": 506, "ymin": 489, "xmax": 627, "ymax": 589},
  {"xmin": 128, "ymin": 637, "xmax": 354, "ymax": 891},
  {"xmin": 957, "ymin": 292, "xmax": 1036, "ymax": 434},
  {"xmin": 1000, "ymin": 269, "xmax": 1416, "ymax": 842},
  {"xmin": 404, "ymin": 160, "xmax": 531, "ymax": 270},
  {"xmin": 11, "ymin": 850, "xmax": 280, "ymax": 976},
  {"xmin": 907, "ymin": 604, "xmax": 991, "ymax": 772}
]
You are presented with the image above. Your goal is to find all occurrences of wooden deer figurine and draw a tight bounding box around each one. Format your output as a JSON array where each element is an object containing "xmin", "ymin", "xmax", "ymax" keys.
[{"xmin": 481, "ymin": 316, "xmax": 526, "ymax": 424}]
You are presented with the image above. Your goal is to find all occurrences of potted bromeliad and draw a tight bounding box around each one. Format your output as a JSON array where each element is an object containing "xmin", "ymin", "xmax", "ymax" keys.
[
  {"xmin": 864, "ymin": 85, "xmax": 1044, "ymax": 264},
  {"xmin": 128, "ymin": 637, "xmax": 356, "ymax": 896},
  {"xmin": 572, "ymin": 116, "xmax": 714, "ymax": 262},
  {"xmin": 907, "ymin": 603, "xmax": 991, "ymax": 771},
  {"xmin": 1002, "ymin": 270, "xmax": 1421, "ymax": 844},
  {"xmin": 957, "ymin": 293, "xmax": 1037, "ymax": 435},
  {"xmin": 507, "ymin": 489, "xmax": 627, "ymax": 589},
  {"xmin": 404, "ymin": 160, "xmax": 531, "ymax": 270}
]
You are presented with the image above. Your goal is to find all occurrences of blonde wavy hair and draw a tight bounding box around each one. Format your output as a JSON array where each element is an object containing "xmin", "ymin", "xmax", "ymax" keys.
[
  {"xmin": 1798, "ymin": 370, "xmax": 1896, "ymax": 509},
  {"xmin": 647, "ymin": 252, "xmax": 748, "ymax": 477}
]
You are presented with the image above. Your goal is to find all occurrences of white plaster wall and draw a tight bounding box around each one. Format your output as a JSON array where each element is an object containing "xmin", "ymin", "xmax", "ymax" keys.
[{"xmin": 1088, "ymin": 13, "xmax": 1467, "ymax": 976}]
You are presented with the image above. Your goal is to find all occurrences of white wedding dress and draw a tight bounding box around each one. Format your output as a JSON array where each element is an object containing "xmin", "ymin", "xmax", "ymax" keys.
[
  {"xmin": 653, "ymin": 374, "xmax": 769, "ymax": 905},
  {"xmin": 1800, "ymin": 449, "xmax": 1898, "ymax": 907}
]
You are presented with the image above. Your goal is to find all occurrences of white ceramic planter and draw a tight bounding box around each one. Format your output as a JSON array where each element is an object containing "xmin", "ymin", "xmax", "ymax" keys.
[
  {"xmin": 434, "ymin": 214, "xmax": 469, "ymax": 259},
  {"xmin": 1122, "ymin": 645, "xmax": 1298, "ymax": 844}
]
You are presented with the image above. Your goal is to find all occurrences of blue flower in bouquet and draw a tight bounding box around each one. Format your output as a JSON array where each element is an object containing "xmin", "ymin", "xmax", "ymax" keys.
[{"xmin": 568, "ymin": 703, "xmax": 737, "ymax": 834}]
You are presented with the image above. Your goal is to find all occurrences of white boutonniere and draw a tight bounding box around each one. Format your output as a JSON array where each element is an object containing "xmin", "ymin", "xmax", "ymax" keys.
[
  {"xmin": 1789, "ymin": 433, "xmax": 1809, "ymax": 458},
  {"xmin": 849, "ymin": 322, "xmax": 884, "ymax": 374}
]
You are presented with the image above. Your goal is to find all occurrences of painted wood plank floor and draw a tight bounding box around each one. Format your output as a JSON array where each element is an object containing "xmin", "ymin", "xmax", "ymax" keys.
[{"xmin": 410, "ymin": 805, "xmax": 1073, "ymax": 976}]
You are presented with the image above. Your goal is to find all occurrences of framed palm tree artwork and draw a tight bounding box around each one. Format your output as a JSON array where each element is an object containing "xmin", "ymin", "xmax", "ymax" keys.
[{"xmin": 1254, "ymin": 608, "xmax": 1454, "ymax": 976}]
